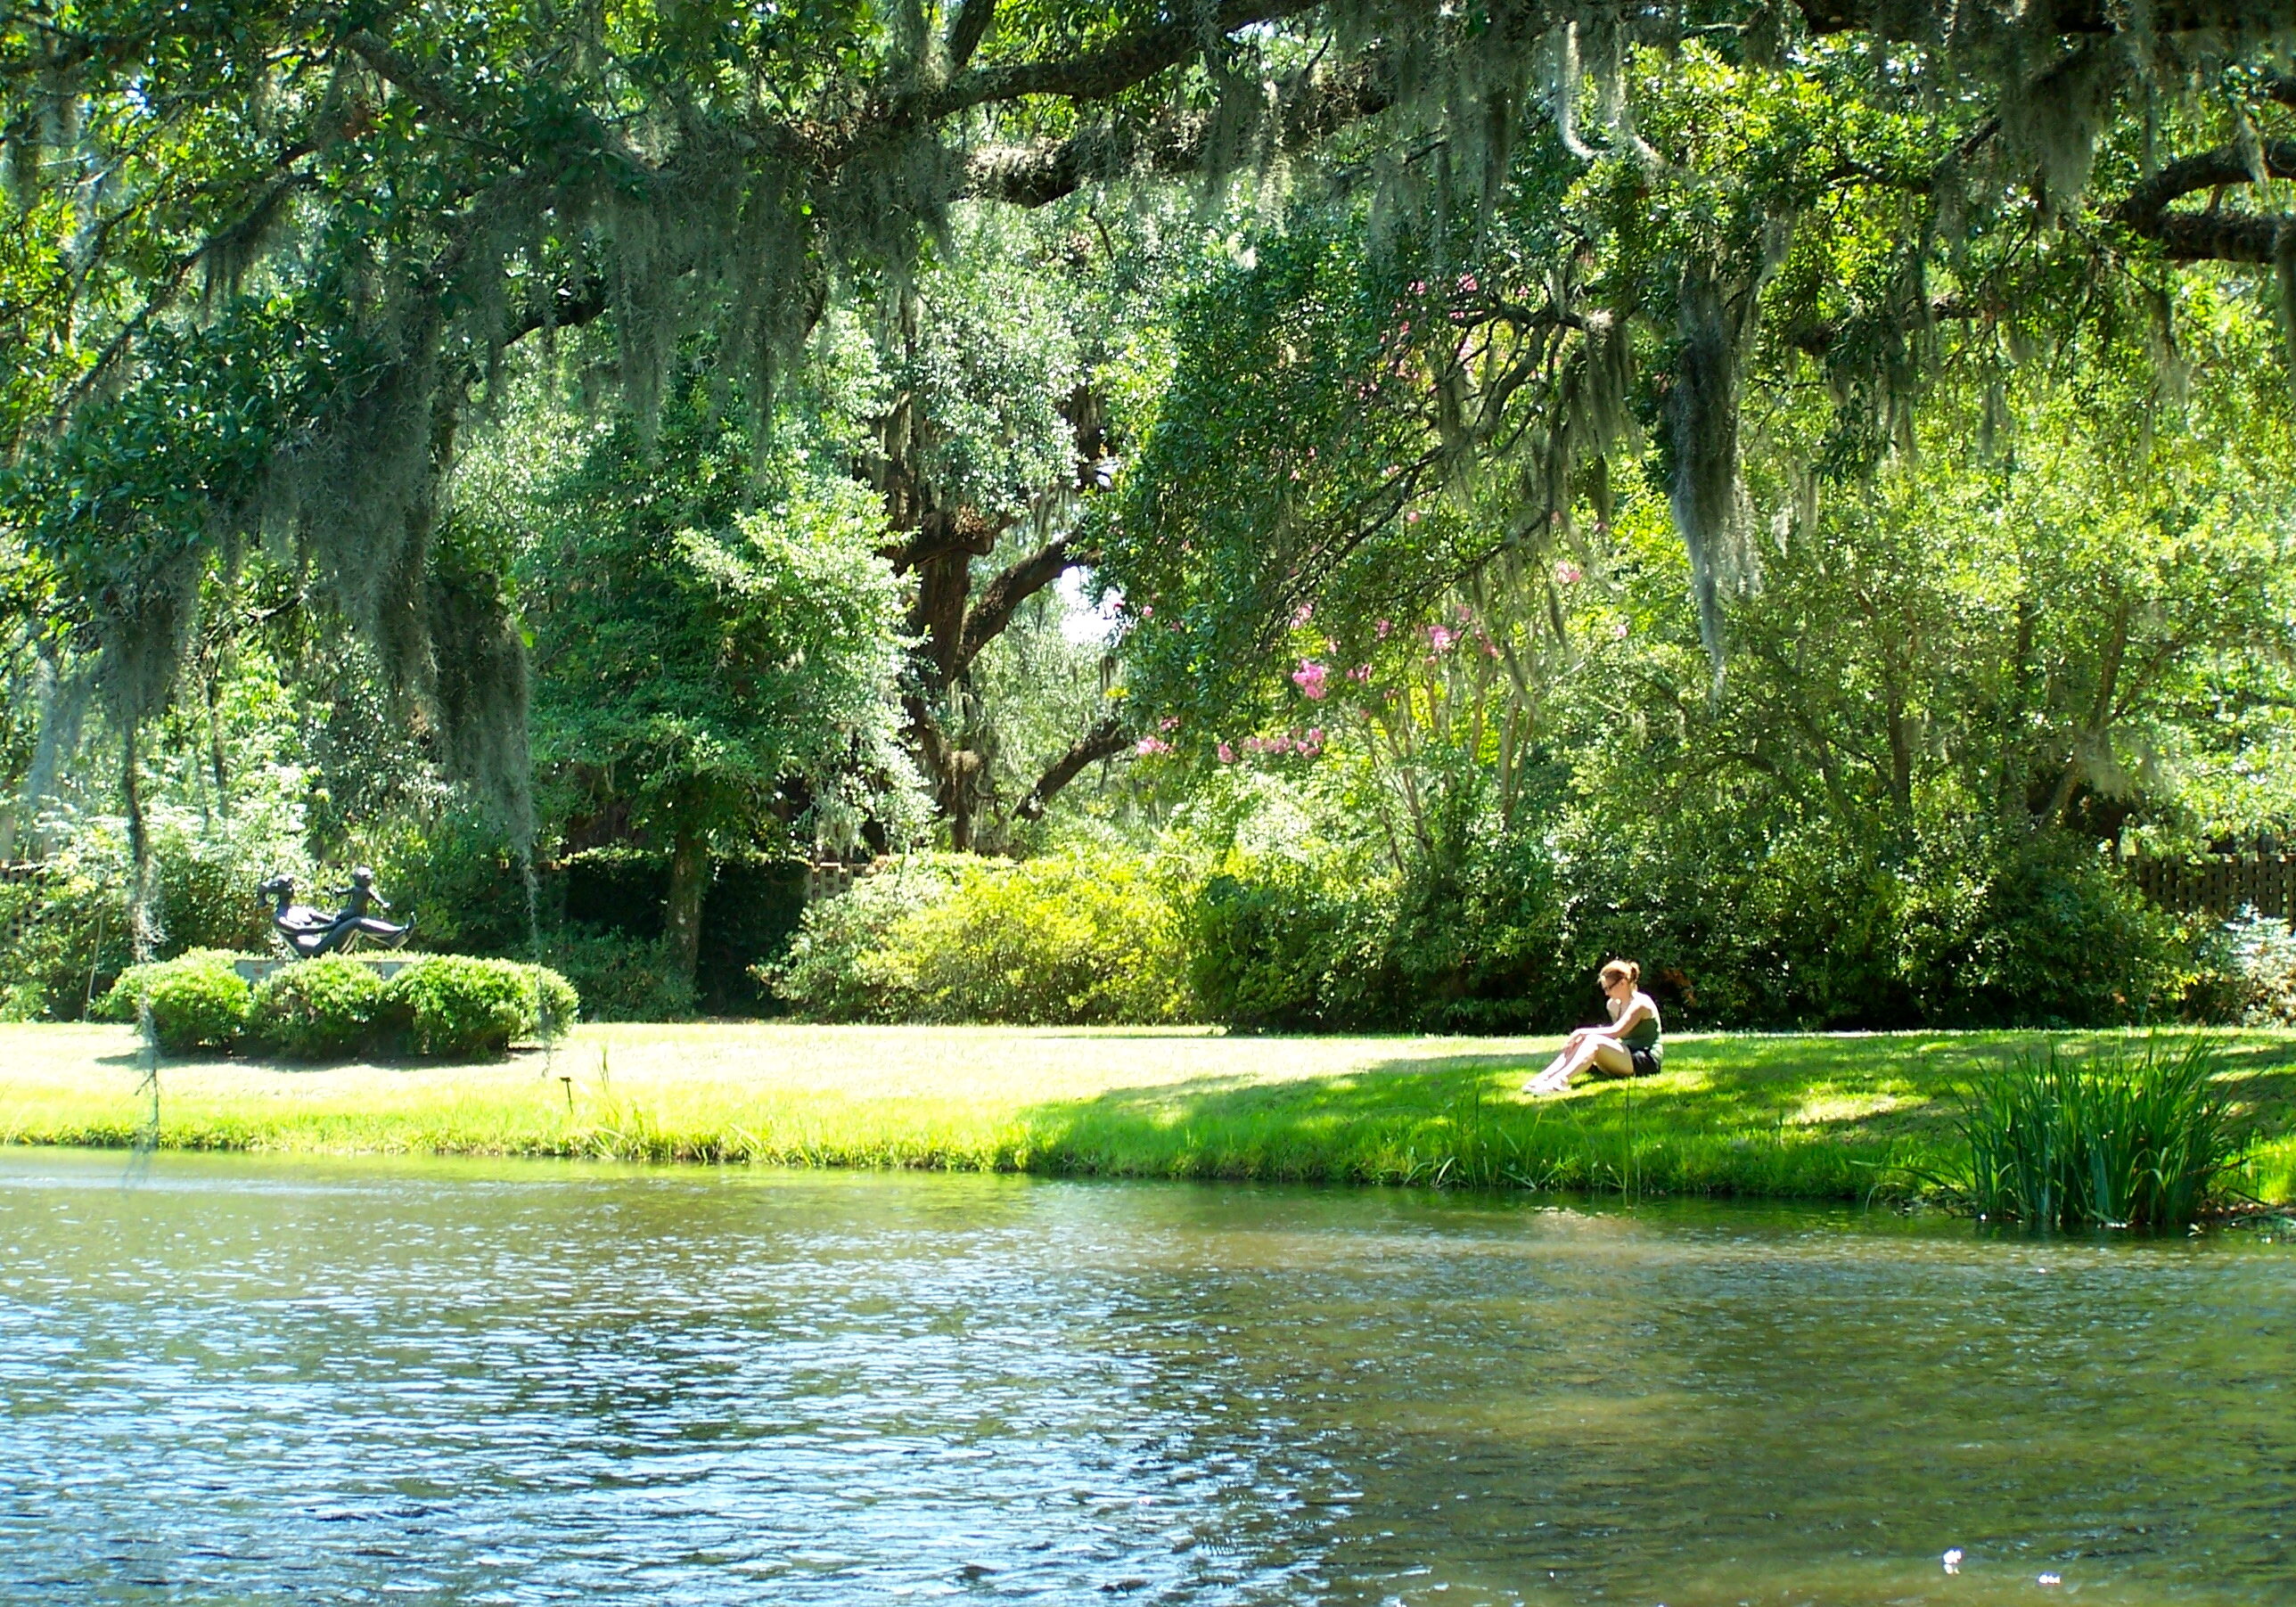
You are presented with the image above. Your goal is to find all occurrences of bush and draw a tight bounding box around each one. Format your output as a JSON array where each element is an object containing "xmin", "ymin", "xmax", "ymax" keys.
[
  {"xmin": 250, "ymin": 955, "xmax": 390, "ymax": 1059},
  {"xmin": 2215, "ymin": 906, "xmax": 2296, "ymax": 1026},
  {"xmin": 94, "ymin": 951, "xmax": 254, "ymax": 1053},
  {"xmin": 1184, "ymin": 861, "xmax": 1350, "ymax": 1030},
  {"xmin": 395, "ymin": 955, "xmax": 576, "ymax": 1057},
  {"xmin": 386, "ymin": 955, "xmax": 545, "ymax": 1059},
  {"xmin": 544, "ymin": 928, "xmax": 696, "ymax": 1022},
  {"xmin": 897, "ymin": 851, "xmax": 1191, "ymax": 1025},
  {"xmin": 764, "ymin": 856, "xmax": 966, "ymax": 1021},
  {"xmin": 766, "ymin": 851, "xmax": 1189, "ymax": 1025},
  {"xmin": 529, "ymin": 964, "xmax": 581, "ymax": 1039}
]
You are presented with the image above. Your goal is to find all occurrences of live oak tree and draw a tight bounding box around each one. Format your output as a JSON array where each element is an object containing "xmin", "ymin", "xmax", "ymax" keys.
[{"xmin": 12, "ymin": 0, "xmax": 2296, "ymax": 927}]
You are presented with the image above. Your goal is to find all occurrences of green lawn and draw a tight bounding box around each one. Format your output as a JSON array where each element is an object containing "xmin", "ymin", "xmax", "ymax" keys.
[{"xmin": 4, "ymin": 1021, "xmax": 2292, "ymax": 1201}]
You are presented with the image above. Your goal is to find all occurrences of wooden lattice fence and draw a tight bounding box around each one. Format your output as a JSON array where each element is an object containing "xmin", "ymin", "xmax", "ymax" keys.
[{"xmin": 2127, "ymin": 855, "xmax": 2296, "ymax": 923}]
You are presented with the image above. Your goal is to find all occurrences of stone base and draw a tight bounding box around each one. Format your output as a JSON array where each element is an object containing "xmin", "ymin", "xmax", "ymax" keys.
[{"xmin": 232, "ymin": 955, "xmax": 422, "ymax": 986}]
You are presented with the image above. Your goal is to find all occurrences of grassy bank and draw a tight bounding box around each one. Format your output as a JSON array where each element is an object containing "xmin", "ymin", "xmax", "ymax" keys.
[{"xmin": 4, "ymin": 1022, "xmax": 2292, "ymax": 1201}]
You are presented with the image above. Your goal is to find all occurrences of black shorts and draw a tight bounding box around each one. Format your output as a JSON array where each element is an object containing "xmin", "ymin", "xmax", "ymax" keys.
[{"xmin": 1626, "ymin": 1045, "xmax": 1661, "ymax": 1078}]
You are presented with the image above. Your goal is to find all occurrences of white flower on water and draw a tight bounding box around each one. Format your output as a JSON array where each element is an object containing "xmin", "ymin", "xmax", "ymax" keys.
[
  {"xmin": 1942, "ymin": 1548, "xmax": 1964, "ymax": 1574},
  {"xmin": 2038, "ymin": 1573, "xmax": 2062, "ymax": 1587}
]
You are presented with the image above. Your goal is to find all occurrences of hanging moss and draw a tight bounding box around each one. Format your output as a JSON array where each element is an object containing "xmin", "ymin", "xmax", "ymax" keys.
[{"xmin": 20, "ymin": 0, "xmax": 2296, "ymax": 792}]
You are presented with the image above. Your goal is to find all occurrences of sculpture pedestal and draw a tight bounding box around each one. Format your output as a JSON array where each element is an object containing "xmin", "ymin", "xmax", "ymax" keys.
[{"xmin": 232, "ymin": 955, "xmax": 422, "ymax": 987}]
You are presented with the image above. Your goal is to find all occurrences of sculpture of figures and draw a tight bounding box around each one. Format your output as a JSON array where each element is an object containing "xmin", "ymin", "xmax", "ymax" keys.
[{"xmin": 258, "ymin": 867, "xmax": 414, "ymax": 959}]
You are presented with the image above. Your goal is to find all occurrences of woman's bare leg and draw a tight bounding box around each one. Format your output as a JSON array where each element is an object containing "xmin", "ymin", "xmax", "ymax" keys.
[
  {"xmin": 1525, "ymin": 1029, "xmax": 1587, "ymax": 1092},
  {"xmin": 1529, "ymin": 1036, "xmax": 1636, "ymax": 1095}
]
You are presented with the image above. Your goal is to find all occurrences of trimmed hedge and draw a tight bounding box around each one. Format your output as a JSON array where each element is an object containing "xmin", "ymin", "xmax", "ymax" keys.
[
  {"xmin": 392, "ymin": 955, "xmax": 541, "ymax": 1059},
  {"xmin": 93, "ymin": 952, "xmax": 579, "ymax": 1062},
  {"xmin": 93, "ymin": 951, "xmax": 252, "ymax": 1054},
  {"xmin": 252, "ymin": 956, "xmax": 390, "ymax": 1059}
]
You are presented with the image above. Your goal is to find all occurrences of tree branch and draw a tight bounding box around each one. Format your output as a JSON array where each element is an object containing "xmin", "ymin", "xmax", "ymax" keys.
[
  {"xmin": 1013, "ymin": 713, "xmax": 1129, "ymax": 823},
  {"xmin": 957, "ymin": 535, "xmax": 1082, "ymax": 671},
  {"xmin": 946, "ymin": 0, "xmax": 996, "ymax": 73},
  {"xmin": 927, "ymin": 0, "xmax": 1325, "ymax": 121},
  {"xmin": 2115, "ymin": 138, "xmax": 2296, "ymax": 262},
  {"xmin": 961, "ymin": 53, "xmax": 1396, "ymax": 206},
  {"xmin": 340, "ymin": 27, "xmax": 480, "ymax": 128},
  {"xmin": 1794, "ymin": 0, "xmax": 2263, "ymax": 35}
]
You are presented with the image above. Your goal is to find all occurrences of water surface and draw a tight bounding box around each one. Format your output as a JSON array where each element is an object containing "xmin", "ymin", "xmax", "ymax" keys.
[{"xmin": 0, "ymin": 1150, "xmax": 2289, "ymax": 1604}]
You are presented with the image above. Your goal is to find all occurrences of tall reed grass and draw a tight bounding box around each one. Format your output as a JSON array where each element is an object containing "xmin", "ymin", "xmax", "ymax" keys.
[{"xmin": 1943, "ymin": 1038, "xmax": 2247, "ymax": 1229}]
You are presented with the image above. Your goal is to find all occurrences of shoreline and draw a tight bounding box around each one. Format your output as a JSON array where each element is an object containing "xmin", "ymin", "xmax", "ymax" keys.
[{"xmin": 4, "ymin": 1021, "xmax": 2292, "ymax": 1202}]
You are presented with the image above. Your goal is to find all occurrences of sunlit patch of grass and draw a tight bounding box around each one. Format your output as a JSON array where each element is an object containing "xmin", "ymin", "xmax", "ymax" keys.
[{"xmin": 1, "ymin": 1022, "xmax": 2292, "ymax": 1203}]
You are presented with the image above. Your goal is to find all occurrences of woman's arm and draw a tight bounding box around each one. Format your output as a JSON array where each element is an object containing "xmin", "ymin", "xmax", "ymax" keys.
[{"xmin": 1586, "ymin": 997, "xmax": 1653, "ymax": 1040}]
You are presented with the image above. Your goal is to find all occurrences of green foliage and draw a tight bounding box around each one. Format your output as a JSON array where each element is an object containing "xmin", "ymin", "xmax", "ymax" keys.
[
  {"xmin": 250, "ymin": 956, "xmax": 390, "ymax": 1060},
  {"xmin": 1184, "ymin": 862, "xmax": 1349, "ymax": 1031},
  {"xmin": 94, "ymin": 951, "xmax": 252, "ymax": 1053},
  {"xmin": 387, "ymin": 955, "xmax": 547, "ymax": 1061},
  {"xmin": 767, "ymin": 851, "xmax": 1188, "ymax": 1025},
  {"xmin": 523, "ymin": 352, "xmax": 920, "ymax": 859},
  {"xmin": 541, "ymin": 931, "xmax": 696, "ymax": 1024},
  {"xmin": 896, "ymin": 852, "xmax": 1191, "ymax": 1025},
  {"xmin": 1939, "ymin": 1039, "xmax": 2249, "ymax": 1229},
  {"xmin": 0, "ymin": 872, "xmax": 128, "ymax": 1021},
  {"xmin": 529, "ymin": 966, "xmax": 581, "ymax": 1041},
  {"xmin": 765, "ymin": 856, "xmax": 971, "ymax": 1022},
  {"xmin": 2216, "ymin": 909, "xmax": 2296, "ymax": 1028}
]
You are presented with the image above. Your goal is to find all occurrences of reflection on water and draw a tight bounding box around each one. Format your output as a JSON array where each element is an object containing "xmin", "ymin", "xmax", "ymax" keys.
[{"xmin": 0, "ymin": 1151, "xmax": 2289, "ymax": 1605}]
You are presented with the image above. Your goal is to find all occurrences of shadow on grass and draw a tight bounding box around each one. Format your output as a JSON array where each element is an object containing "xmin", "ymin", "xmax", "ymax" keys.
[{"xmin": 1010, "ymin": 1030, "xmax": 2296, "ymax": 1201}]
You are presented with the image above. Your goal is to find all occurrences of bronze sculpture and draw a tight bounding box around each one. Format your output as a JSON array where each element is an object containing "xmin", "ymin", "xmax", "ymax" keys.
[{"xmin": 259, "ymin": 868, "xmax": 413, "ymax": 959}]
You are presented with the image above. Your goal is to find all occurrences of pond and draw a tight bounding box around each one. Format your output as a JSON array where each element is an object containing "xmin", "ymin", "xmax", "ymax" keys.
[{"xmin": 0, "ymin": 1151, "xmax": 2289, "ymax": 1605}]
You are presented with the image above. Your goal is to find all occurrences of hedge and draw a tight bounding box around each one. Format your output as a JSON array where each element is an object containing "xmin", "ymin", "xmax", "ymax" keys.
[{"xmin": 92, "ymin": 953, "xmax": 578, "ymax": 1062}]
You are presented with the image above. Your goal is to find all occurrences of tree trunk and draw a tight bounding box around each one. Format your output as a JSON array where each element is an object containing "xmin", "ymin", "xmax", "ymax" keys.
[{"xmin": 663, "ymin": 823, "xmax": 709, "ymax": 989}]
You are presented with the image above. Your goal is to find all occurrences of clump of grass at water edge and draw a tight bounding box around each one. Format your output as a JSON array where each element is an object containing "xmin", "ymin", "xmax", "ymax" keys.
[{"xmin": 1920, "ymin": 1037, "xmax": 2250, "ymax": 1230}]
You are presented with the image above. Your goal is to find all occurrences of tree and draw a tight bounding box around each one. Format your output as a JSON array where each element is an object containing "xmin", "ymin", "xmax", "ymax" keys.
[
  {"xmin": 516, "ymin": 345, "xmax": 916, "ymax": 989},
  {"xmin": 17, "ymin": 0, "xmax": 2296, "ymax": 767},
  {"xmin": 13, "ymin": 0, "xmax": 2296, "ymax": 931}
]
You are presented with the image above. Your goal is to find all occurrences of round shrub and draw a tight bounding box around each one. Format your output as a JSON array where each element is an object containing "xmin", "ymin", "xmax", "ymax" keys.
[
  {"xmin": 388, "ymin": 955, "xmax": 538, "ymax": 1060},
  {"xmin": 95, "ymin": 952, "xmax": 253, "ymax": 1053},
  {"xmin": 251, "ymin": 955, "xmax": 390, "ymax": 1059}
]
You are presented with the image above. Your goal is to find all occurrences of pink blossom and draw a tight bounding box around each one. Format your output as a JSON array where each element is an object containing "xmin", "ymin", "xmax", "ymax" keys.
[
  {"xmin": 1160, "ymin": 716, "xmax": 1179, "ymax": 732},
  {"xmin": 1292, "ymin": 660, "xmax": 1330, "ymax": 700},
  {"xmin": 1406, "ymin": 510, "xmax": 1423, "ymax": 524},
  {"xmin": 1348, "ymin": 663, "xmax": 1372, "ymax": 682},
  {"xmin": 1304, "ymin": 727, "xmax": 1325, "ymax": 744},
  {"xmin": 1217, "ymin": 742, "xmax": 1237, "ymax": 764},
  {"xmin": 1140, "ymin": 604, "xmax": 1154, "ymax": 619},
  {"xmin": 1375, "ymin": 619, "xmax": 1394, "ymax": 639},
  {"xmin": 1612, "ymin": 620, "xmax": 1630, "ymax": 639},
  {"xmin": 1135, "ymin": 736, "xmax": 1173, "ymax": 757},
  {"xmin": 1291, "ymin": 602, "xmax": 1315, "ymax": 627},
  {"xmin": 1428, "ymin": 625, "xmax": 1456, "ymax": 652},
  {"xmin": 1554, "ymin": 560, "xmax": 1583, "ymax": 586}
]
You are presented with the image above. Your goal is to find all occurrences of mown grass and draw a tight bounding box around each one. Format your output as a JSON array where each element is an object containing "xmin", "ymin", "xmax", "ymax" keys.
[{"xmin": 3, "ymin": 1022, "xmax": 2292, "ymax": 1202}]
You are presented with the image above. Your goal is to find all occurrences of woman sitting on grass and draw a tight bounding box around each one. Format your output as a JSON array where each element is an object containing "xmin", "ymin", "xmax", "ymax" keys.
[{"xmin": 1526, "ymin": 959, "xmax": 1661, "ymax": 1096}]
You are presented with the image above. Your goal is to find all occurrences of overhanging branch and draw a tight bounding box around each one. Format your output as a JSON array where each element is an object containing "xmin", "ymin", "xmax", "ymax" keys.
[
  {"xmin": 2116, "ymin": 139, "xmax": 2296, "ymax": 262},
  {"xmin": 1013, "ymin": 713, "xmax": 1129, "ymax": 822}
]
